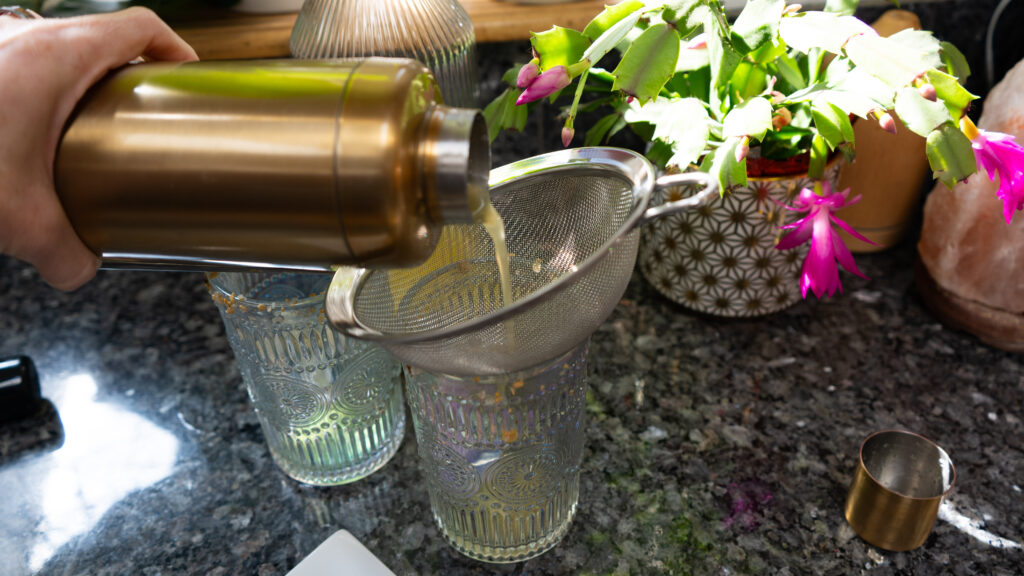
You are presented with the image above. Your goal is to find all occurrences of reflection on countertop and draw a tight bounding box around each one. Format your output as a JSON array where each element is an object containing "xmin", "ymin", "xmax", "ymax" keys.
[{"xmin": 0, "ymin": 373, "xmax": 178, "ymax": 571}]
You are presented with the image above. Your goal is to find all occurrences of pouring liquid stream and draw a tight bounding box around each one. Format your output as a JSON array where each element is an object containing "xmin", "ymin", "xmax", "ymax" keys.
[{"xmin": 471, "ymin": 189, "xmax": 515, "ymax": 343}]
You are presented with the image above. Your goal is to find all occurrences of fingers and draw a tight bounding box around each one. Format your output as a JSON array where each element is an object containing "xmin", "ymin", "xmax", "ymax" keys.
[
  {"xmin": 73, "ymin": 7, "xmax": 198, "ymax": 66},
  {"xmin": 0, "ymin": 8, "xmax": 193, "ymax": 291},
  {"xmin": 45, "ymin": 8, "xmax": 199, "ymax": 146},
  {"xmin": 52, "ymin": 7, "xmax": 197, "ymax": 100}
]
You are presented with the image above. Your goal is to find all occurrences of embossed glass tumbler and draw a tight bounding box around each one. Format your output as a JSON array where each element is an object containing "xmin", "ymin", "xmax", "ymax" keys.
[
  {"xmin": 209, "ymin": 272, "xmax": 405, "ymax": 486},
  {"xmin": 403, "ymin": 340, "xmax": 589, "ymax": 563}
]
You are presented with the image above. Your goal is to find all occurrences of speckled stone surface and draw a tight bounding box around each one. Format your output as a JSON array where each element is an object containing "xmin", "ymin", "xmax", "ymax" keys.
[
  {"xmin": 2, "ymin": 226, "xmax": 1023, "ymax": 576},
  {"xmin": 2, "ymin": 4, "xmax": 1024, "ymax": 574}
]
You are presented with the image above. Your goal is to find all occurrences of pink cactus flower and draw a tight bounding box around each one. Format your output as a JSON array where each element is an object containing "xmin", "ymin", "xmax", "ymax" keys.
[
  {"xmin": 776, "ymin": 183, "xmax": 874, "ymax": 299},
  {"xmin": 964, "ymin": 118, "xmax": 1024, "ymax": 223},
  {"xmin": 516, "ymin": 65, "xmax": 571, "ymax": 105}
]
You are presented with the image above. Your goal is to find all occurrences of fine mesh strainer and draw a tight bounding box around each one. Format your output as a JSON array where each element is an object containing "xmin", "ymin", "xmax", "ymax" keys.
[{"xmin": 326, "ymin": 147, "xmax": 717, "ymax": 375}]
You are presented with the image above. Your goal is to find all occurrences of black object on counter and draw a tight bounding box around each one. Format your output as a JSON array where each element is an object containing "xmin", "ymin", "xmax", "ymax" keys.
[{"xmin": 0, "ymin": 356, "xmax": 42, "ymax": 422}]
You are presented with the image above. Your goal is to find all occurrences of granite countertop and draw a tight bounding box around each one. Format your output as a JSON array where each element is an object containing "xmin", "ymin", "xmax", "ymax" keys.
[
  {"xmin": 2, "ymin": 227, "xmax": 1023, "ymax": 575},
  {"xmin": 2, "ymin": 3, "xmax": 1024, "ymax": 572}
]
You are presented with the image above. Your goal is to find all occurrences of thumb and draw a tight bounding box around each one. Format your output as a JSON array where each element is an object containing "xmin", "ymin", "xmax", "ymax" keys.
[
  {"xmin": 36, "ymin": 240, "xmax": 99, "ymax": 291},
  {"xmin": 21, "ymin": 202, "xmax": 100, "ymax": 291}
]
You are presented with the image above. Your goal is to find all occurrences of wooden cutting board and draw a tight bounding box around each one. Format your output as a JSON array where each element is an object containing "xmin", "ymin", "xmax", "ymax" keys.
[{"xmin": 175, "ymin": 0, "xmax": 621, "ymax": 60}]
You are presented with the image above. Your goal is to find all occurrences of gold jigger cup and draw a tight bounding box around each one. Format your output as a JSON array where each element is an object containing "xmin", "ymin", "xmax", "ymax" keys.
[{"xmin": 844, "ymin": 430, "xmax": 956, "ymax": 551}]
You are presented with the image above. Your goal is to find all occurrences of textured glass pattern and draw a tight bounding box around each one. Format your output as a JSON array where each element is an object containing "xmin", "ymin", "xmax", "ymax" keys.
[
  {"xmin": 404, "ymin": 341, "xmax": 589, "ymax": 563},
  {"xmin": 290, "ymin": 0, "xmax": 478, "ymax": 107},
  {"xmin": 209, "ymin": 272, "xmax": 404, "ymax": 486}
]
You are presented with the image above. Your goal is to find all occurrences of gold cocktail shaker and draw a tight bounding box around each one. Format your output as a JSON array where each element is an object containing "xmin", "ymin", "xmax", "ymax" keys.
[{"xmin": 55, "ymin": 58, "xmax": 490, "ymax": 272}]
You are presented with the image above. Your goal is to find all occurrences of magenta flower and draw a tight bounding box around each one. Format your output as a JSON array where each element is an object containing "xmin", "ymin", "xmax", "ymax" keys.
[
  {"xmin": 775, "ymin": 183, "xmax": 874, "ymax": 299},
  {"xmin": 516, "ymin": 65, "xmax": 571, "ymax": 105},
  {"xmin": 967, "ymin": 127, "xmax": 1024, "ymax": 223},
  {"xmin": 516, "ymin": 59, "xmax": 541, "ymax": 89}
]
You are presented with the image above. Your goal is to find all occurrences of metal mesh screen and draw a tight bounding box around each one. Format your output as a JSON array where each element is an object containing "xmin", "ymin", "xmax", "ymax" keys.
[{"xmin": 350, "ymin": 168, "xmax": 638, "ymax": 375}]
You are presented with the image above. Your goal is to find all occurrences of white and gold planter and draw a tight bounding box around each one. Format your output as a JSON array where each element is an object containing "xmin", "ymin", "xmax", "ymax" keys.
[{"xmin": 639, "ymin": 162, "xmax": 840, "ymax": 317}]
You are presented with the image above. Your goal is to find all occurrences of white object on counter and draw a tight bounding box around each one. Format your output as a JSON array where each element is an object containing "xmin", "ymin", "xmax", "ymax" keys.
[{"xmin": 287, "ymin": 530, "xmax": 396, "ymax": 576}]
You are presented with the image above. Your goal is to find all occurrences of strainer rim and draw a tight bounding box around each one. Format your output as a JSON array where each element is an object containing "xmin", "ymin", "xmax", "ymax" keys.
[{"xmin": 331, "ymin": 146, "xmax": 656, "ymax": 344}]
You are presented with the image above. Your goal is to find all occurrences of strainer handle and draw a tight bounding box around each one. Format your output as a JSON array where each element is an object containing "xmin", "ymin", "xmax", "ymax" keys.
[
  {"xmin": 638, "ymin": 172, "xmax": 719, "ymax": 226},
  {"xmin": 326, "ymin": 267, "xmax": 384, "ymax": 339}
]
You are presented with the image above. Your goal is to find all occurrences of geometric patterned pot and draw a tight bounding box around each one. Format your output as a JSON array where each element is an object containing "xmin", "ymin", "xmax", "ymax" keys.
[{"xmin": 639, "ymin": 161, "xmax": 841, "ymax": 317}]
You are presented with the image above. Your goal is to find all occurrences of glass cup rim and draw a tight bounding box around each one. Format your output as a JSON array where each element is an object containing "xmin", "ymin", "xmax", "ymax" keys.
[{"xmin": 206, "ymin": 271, "xmax": 331, "ymax": 309}]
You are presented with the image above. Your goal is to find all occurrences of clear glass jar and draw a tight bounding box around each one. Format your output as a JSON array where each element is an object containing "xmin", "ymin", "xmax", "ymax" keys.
[{"xmin": 289, "ymin": 0, "xmax": 479, "ymax": 107}]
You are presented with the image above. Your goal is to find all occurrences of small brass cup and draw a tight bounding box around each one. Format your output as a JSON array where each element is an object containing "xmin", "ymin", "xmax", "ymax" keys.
[{"xmin": 844, "ymin": 430, "xmax": 956, "ymax": 551}]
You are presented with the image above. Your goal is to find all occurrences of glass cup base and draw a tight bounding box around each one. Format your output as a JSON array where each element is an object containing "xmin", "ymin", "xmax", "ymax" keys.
[
  {"xmin": 271, "ymin": 413, "xmax": 405, "ymax": 486},
  {"xmin": 436, "ymin": 499, "xmax": 577, "ymax": 563}
]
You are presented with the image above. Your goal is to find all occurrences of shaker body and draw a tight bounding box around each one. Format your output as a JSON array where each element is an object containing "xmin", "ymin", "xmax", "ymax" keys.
[{"xmin": 55, "ymin": 58, "xmax": 484, "ymax": 272}]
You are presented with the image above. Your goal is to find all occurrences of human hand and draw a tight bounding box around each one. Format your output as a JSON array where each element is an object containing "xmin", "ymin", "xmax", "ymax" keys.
[{"xmin": 0, "ymin": 7, "xmax": 197, "ymax": 290}]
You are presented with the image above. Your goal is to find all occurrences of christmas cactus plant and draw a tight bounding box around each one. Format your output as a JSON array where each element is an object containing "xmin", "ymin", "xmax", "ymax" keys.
[{"xmin": 486, "ymin": 0, "xmax": 1024, "ymax": 298}]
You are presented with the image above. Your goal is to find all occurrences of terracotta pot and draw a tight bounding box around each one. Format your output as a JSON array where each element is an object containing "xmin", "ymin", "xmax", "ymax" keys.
[
  {"xmin": 834, "ymin": 10, "xmax": 930, "ymax": 253},
  {"xmin": 638, "ymin": 161, "xmax": 841, "ymax": 317}
]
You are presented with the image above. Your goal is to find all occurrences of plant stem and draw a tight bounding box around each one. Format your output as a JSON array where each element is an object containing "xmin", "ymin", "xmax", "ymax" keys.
[
  {"xmin": 708, "ymin": 0, "xmax": 731, "ymax": 36},
  {"xmin": 566, "ymin": 69, "xmax": 592, "ymax": 131}
]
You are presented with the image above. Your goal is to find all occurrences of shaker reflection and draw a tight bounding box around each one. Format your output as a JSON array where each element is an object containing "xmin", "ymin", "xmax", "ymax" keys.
[{"xmin": 0, "ymin": 372, "xmax": 179, "ymax": 574}]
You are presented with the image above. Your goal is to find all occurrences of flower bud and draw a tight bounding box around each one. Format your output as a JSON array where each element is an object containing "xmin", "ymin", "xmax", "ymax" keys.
[
  {"xmin": 562, "ymin": 126, "xmax": 575, "ymax": 148},
  {"xmin": 772, "ymin": 108, "xmax": 792, "ymax": 131},
  {"xmin": 877, "ymin": 112, "xmax": 897, "ymax": 135},
  {"xmin": 918, "ymin": 82, "xmax": 937, "ymax": 102},
  {"xmin": 516, "ymin": 65, "xmax": 572, "ymax": 105},
  {"xmin": 516, "ymin": 59, "xmax": 541, "ymax": 89},
  {"xmin": 735, "ymin": 136, "xmax": 750, "ymax": 163}
]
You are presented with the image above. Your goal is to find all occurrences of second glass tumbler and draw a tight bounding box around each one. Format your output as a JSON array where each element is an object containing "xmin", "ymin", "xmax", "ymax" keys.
[
  {"xmin": 209, "ymin": 272, "xmax": 405, "ymax": 486},
  {"xmin": 404, "ymin": 340, "xmax": 590, "ymax": 563}
]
